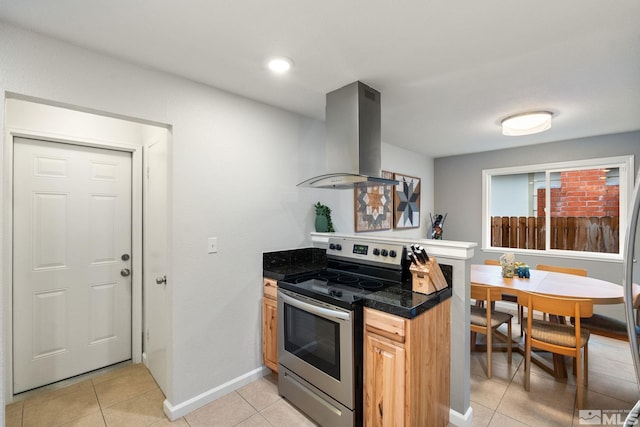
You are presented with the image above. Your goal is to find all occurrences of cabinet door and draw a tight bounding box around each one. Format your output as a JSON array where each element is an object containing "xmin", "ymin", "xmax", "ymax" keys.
[
  {"xmin": 262, "ymin": 297, "xmax": 278, "ymax": 372},
  {"xmin": 364, "ymin": 333, "xmax": 405, "ymax": 427},
  {"xmin": 263, "ymin": 278, "xmax": 278, "ymax": 299}
]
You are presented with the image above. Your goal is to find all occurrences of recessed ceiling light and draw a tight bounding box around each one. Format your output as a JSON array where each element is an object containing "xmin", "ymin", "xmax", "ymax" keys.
[
  {"xmin": 501, "ymin": 111, "xmax": 553, "ymax": 136},
  {"xmin": 267, "ymin": 57, "xmax": 293, "ymax": 74}
]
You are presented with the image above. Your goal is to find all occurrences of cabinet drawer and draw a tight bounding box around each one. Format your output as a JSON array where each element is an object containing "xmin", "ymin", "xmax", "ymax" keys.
[
  {"xmin": 263, "ymin": 278, "xmax": 278, "ymax": 299},
  {"xmin": 364, "ymin": 307, "xmax": 406, "ymax": 343}
]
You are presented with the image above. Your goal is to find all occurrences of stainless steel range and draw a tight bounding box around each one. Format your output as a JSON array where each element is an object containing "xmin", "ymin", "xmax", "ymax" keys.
[{"xmin": 277, "ymin": 237, "xmax": 407, "ymax": 427}]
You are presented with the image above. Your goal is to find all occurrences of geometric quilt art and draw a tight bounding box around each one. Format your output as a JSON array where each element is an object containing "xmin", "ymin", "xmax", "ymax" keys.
[
  {"xmin": 354, "ymin": 171, "xmax": 394, "ymax": 232},
  {"xmin": 393, "ymin": 173, "xmax": 421, "ymax": 229}
]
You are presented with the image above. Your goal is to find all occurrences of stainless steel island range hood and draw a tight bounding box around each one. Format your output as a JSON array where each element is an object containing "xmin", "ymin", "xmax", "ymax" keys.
[{"xmin": 297, "ymin": 81, "xmax": 398, "ymax": 189}]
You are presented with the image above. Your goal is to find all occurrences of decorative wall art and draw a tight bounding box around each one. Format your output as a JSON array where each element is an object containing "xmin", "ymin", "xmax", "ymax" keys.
[
  {"xmin": 354, "ymin": 171, "xmax": 394, "ymax": 232},
  {"xmin": 393, "ymin": 173, "xmax": 421, "ymax": 229}
]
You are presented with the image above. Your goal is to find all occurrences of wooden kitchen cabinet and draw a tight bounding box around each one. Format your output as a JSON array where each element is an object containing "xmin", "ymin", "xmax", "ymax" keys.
[
  {"xmin": 364, "ymin": 299, "xmax": 451, "ymax": 427},
  {"xmin": 365, "ymin": 331, "xmax": 406, "ymax": 426},
  {"xmin": 262, "ymin": 278, "xmax": 278, "ymax": 373}
]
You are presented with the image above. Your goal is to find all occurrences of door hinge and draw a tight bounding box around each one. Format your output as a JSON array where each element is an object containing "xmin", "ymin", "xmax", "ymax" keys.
[
  {"xmin": 146, "ymin": 329, "xmax": 150, "ymax": 342},
  {"xmin": 146, "ymin": 167, "xmax": 150, "ymax": 179}
]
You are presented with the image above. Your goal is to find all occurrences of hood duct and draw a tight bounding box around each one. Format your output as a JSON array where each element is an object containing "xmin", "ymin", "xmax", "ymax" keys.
[{"xmin": 297, "ymin": 81, "xmax": 399, "ymax": 189}]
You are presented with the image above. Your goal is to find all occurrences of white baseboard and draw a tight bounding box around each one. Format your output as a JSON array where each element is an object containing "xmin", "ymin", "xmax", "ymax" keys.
[
  {"xmin": 162, "ymin": 366, "xmax": 473, "ymax": 425},
  {"xmin": 449, "ymin": 406, "xmax": 473, "ymax": 427},
  {"xmin": 162, "ymin": 366, "xmax": 272, "ymax": 420}
]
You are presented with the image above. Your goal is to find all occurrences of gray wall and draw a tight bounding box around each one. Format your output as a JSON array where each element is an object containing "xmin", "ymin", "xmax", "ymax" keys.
[
  {"xmin": 0, "ymin": 21, "xmax": 331, "ymax": 412},
  {"xmin": 0, "ymin": 21, "xmax": 435, "ymax": 418},
  {"xmin": 434, "ymin": 131, "xmax": 640, "ymax": 317}
]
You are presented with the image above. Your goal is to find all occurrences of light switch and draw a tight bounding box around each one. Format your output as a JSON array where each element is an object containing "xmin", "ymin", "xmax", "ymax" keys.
[{"xmin": 207, "ymin": 237, "xmax": 218, "ymax": 254}]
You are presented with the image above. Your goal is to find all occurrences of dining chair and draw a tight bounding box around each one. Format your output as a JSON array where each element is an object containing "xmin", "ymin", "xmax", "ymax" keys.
[
  {"xmin": 535, "ymin": 264, "xmax": 587, "ymax": 322},
  {"xmin": 470, "ymin": 283, "xmax": 513, "ymax": 378},
  {"xmin": 517, "ymin": 291, "xmax": 593, "ymax": 409},
  {"xmin": 535, "ymin": 264, "xmax": 587, "ymax": 277},
  {"xmin": 484, "ymin": 259, "xmax": 523, "ymax": 335},
  {"xmin": 572, "ymin": 291, "xmax": 640, "ymax": 341},
  {"xmin": 481, "ymin": 259, "xmax": 502, "ymax": 308}
]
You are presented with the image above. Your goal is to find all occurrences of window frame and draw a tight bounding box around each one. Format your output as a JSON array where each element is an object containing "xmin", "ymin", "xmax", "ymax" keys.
[{"xmin": 482, "ymin": 155, "xmax": 634, "ymax": 261}]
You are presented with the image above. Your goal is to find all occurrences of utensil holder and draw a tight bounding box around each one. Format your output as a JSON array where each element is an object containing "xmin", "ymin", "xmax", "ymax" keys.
[{"xmin": 410, "ymin": 256, "xmax": 448, "ymax": 295}]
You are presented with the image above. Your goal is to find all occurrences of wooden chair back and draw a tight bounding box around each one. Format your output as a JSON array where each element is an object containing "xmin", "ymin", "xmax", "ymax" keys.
[
  {"xmin": 471, "ymin": 283, "xmax": 503, "ymax": 303},
  {"xmin": 535, "ymin": 264, "xmax": 587, "ymax": 277},
  {"xmin": 517, "ymin": 292, "xmax": 593, "ymax": 319},
  {"xmin": 483, "ymin": 259, "xmax": 501, "ymax": 266},
  {"xmin": 517, "ymin": 290, "xmax": 593, "ymax": 409},
  {"xmin": 470, "ymin": 283, "xmax": 513, "ymax": 378}
]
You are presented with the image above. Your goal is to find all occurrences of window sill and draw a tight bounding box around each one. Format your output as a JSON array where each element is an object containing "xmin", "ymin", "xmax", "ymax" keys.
[{"xmin": 481, "ymin": 247, "xmax": 623, "ymax": 263}]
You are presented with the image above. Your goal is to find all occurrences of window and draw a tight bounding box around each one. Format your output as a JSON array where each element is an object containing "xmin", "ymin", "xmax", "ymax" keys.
[{"xmin": 482, "ymin": 156, "xmax": 634, "ymax": 260}]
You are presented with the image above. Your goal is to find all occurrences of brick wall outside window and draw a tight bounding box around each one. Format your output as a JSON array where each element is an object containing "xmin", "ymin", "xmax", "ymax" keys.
[{"xmin": 537, "ymin": 170, "xmax": 619, "ymax": 218}]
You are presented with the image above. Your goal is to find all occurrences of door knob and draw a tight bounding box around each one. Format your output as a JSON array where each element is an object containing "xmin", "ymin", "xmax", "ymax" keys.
[
  {"xmin": 156, "ymin": 275, "xmax": 167, "ymax": 285},
  {"xmin": 120, "ymin": 268, "xmax": 131, "ymax": 277}
]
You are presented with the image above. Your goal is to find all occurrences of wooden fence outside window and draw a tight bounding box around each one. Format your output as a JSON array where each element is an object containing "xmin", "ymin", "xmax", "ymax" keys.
[{"xmin": 490, "ymin": 216, "xmax": 619, "ymax": 253}]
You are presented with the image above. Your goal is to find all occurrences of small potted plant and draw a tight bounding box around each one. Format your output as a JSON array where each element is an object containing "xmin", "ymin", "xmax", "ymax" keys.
[{"xmin": 314, "ymin": 202, "xmax": 335, "ymax": 232}]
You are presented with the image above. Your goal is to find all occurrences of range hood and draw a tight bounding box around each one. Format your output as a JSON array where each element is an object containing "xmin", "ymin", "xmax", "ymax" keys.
[{"xmin": 297, "ymin": 81, "xmax": 399, "ymax": 189}]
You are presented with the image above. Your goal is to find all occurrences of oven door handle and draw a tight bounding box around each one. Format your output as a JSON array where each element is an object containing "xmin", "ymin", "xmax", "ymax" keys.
[{"xmin": 279, "ymin": 290, "xmax": 351, "ymax": 322}]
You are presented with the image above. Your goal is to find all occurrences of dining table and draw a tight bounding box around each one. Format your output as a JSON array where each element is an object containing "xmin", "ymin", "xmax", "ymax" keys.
[
  {"xmin": 471, "ymin": 264, "xmax": 625, "ymax": 304},
  {"xmin": 470, "ymin": 264, "xmax": 627, "ymax": 378}
]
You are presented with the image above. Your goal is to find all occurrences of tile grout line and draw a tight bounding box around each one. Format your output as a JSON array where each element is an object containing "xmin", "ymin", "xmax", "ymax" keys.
[
  {"xmin": 233, "ymin": 377, "xmax": 284, "ymax": 426},
  {"xmin": 231, "ymin": 390, "xmax": 261, "ymax": 426},
  {"xmin": 256, "ymin": 397, "xmax": 281, "ymax": 427},
  {"xmin": 91, "ymin": 379, "xmax": 108, "ymax": 427},
  {"xmin": 234, "ymin": 388, "xmax": 283, "ymax": 426},
  {"xmin": 235, "ymin": 390, "xmax": 261, "ymax": 414},
  {"xmin": 491, "ymin": 355, "xmax": 523, "ymax": 422}
]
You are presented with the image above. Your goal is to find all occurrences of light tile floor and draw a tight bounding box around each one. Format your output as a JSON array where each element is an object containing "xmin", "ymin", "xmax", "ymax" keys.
[
  {"xmin": 5, "ymin": 317, "xmax": 639, "ymax": 426},
  {"xmin": 470, "ymin": 312, "xmax": 639, "ymax": 427},
  {"xmin": 5, "ymin": 363, "xmax": 317, "ymax": 427}
]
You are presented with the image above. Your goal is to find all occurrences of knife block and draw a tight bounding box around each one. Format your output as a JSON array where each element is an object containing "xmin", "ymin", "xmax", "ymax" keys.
[{"xmin": 410, "ymin": 256, "xmax": 448, "ymax": 295}]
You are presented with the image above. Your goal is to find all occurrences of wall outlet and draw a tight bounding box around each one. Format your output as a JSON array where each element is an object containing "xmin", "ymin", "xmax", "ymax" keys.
[{"xmin": 207, "ymin": 237, "xmax": 218, "ymax": 254}]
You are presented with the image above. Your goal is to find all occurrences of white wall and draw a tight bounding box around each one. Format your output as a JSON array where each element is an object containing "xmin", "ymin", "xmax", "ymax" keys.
[
  {"xmin": 4, "ymin": 96, "xmax": 165, "ymax": 145},
  {"xmin": 0, "ymin": 21, "xmax": 434, "ymax": 418},
  {"xmin": 381, "ymin": 142, "xmax": 434, "ymax": 238},
  {"xmin": 3, "ymin": 97, "xmax": 163, "ymax": 404},
  {"xmin": 0, "ymin": 21, "xmax": 331, "ymax": 413},
  {"xmin": 310, "ymin": 142, "xmax": 434, "ymax": 238}
]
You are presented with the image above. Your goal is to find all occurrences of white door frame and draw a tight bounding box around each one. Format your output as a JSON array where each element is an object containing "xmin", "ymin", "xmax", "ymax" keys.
[
  {"xmin": 2, "ymin": 128, "xmax": 144, "ymax": 401},
  {"xmin": 142, "ymin": 137, "xmax": 170, "ymax": 395}
]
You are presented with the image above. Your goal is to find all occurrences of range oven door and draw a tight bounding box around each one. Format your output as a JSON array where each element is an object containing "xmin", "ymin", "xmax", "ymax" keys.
[{"xmin": 277, "ymin": 288, "xmax": 354, "ymax": 408}]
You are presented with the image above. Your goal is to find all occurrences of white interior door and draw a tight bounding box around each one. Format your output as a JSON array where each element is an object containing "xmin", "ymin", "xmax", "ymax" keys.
[
  {"xmin": 13, "ymin": 137, "xmax": 132, "ymax": 393},
  {"xmin": 143, "ymin": 138, "xmax": 168, "ymax": 394}
]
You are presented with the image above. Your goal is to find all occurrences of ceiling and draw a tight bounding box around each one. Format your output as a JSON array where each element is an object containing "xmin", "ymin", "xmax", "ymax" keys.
[{"xmin": 1, "ymin": 1, "xmax": 639, "ymax": 158}]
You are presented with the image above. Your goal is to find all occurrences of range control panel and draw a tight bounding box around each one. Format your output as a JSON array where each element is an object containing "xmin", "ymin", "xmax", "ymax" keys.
[{"xmin": 326, "ymin": 237, "xmax": 405, "ymax": 267}]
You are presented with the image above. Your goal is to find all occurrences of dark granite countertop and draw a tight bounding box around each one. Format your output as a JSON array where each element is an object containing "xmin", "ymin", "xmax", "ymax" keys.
[
  {"xmin": 361, "ymin": 284, "xmax": 452, "ymax": 319},
  {"xmin": 262, "ymin": 248, "xmax": 452, "ymax": 318},
  {"xmin": 263, "ymin": 263, "xmax": 325, "ymax": 280},
  {"xmin": 263, "ymin": 247, "xmax": 326, "ymax": 280}
]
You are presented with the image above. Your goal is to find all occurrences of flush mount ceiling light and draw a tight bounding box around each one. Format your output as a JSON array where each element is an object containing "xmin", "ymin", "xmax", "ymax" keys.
[
  {"xmin": 501, "ymin": 111, "xmax": 553, "ymax": 136},
  {"xmin": 267, "ymin": 56, "xmax": 293, "ymax": 74}
]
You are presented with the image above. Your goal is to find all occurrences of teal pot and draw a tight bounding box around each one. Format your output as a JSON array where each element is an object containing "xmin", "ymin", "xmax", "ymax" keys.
[{"xmin": 315, "ymin": 215, "xmax": 329, "ymax": 232}]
